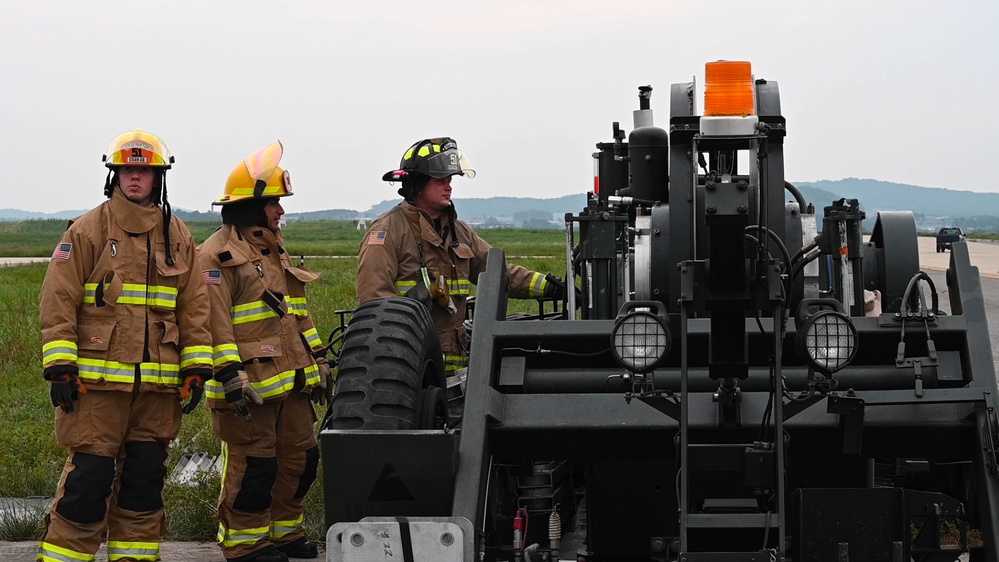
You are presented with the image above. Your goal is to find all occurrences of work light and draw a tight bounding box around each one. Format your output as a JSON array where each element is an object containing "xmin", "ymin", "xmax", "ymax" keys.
[
  {"xmin": 795, "ymin": 299, "xmax": 858, "ymax": 374},
  {"xmin": 610, "ymin": 302, "xmax": 671, "ymax": 373}
]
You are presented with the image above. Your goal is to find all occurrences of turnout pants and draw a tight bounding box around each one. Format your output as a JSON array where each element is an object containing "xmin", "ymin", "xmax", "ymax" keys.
[
  {"xmin": 212, "ymin": 391, "xmax": 319, "ymax": 561},
  {"xmin": 37, "ymin": 390, "xmax": 181, "ymax": 562}
]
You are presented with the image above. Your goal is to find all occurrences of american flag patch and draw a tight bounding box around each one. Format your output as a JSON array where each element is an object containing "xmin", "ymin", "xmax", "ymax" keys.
[
  {"xmin": 367, "ymin": 231, "xmax": 387, "ymax": 246},
  {"xmin": 52, "ymin": 243, "xmax": 73, "ymax": 260},
  {"xmin": 202, "ymin": 269, "xmax": 222, "ymax": 285}
]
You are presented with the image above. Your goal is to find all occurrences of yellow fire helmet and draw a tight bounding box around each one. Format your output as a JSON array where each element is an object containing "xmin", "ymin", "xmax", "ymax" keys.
[
  {"xmin": 214, "ymin": 140, "xmax": 294, "ymax": 206},
  {"xmin": 102, "ymin": 129, "xmax": 174, "ymax": 169}
]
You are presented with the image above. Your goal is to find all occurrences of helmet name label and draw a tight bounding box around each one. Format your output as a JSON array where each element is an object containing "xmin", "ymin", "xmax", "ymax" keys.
[{"xmin": 122, "ymin": 140, "xmax": 153, "ymax": 151}]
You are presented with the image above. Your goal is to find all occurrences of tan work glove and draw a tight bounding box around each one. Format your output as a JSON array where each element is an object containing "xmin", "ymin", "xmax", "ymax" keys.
[
  {"xmin": 219, "ymin": 370, "xmax": 263, "ymax": 422},
  {"xmin": 309, "ymin": 356, "xmax": 335, "ymax": 405}
]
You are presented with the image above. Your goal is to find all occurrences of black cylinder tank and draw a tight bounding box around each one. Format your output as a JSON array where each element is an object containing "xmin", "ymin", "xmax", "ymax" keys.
[
  {"xmin": 627, "ymin": 126, "xmax": 669, "ymax": 203},
  {"xmin": 594, "ymin": 142, "xmax": 629, "ymax": 203}
]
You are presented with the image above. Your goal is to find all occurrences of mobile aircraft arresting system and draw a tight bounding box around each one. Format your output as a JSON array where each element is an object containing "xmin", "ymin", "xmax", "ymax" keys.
[{"xmin": 320, "ymin": 61, "xmax": 999, "ymax": 561}]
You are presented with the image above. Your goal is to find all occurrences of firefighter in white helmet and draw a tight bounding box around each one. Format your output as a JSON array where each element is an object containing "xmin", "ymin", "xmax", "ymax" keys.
[
  {"xmin": 198, "ymin": 140, "xmax": 330, "ymax": 562},
  {"xmin": 37, "ymin": 130, "xmax": 213, "ymax": 562},
  {"xmin": 358, "ymin": 137, "xmax": 569, "ymax": 374}
]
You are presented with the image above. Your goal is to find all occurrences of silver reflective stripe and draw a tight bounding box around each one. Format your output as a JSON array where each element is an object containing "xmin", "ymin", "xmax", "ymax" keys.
[
  {"xmin": 254, "ymin": 370, "xmax": 297, "ymax": 399},
  {"xmin": 270, "ymin": 516, "xmax": 304, "ymax": 538},
  {"xmin": 37, "ymin": 540, "xmax": 96, "ymax": 562},
  {"xmin": 529, "ymin": 272, "xmax": 546, "ymax": 297},
  {"xmin": 106, "ymin": 541, "xmax": 159, "ymax": 561},
  {"xmin": 231, "ymin": 301, "xmax": 277, "ymax": 324}
]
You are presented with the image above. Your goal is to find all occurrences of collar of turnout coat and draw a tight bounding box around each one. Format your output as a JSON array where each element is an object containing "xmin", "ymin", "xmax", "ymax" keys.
[{"xmin": 108, "ymin": 188, "xmax": 162, "ymax": 234}]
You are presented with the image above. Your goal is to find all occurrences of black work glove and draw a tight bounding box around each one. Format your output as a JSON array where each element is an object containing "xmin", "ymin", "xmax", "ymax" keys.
[
  {"xmin": 218, "ymin": 370, "xmax": 263, "ymax": 422},
  {"xmin": 543, "ymin": 273, "xmax": 582, "ymax": 304},
  {"xmin": 543, "ymin": 273, "xmax": 566, "ymax": 299},
  {"xmin": 180, "ymin": 374, "xmax": 206, "ymax": 414},
  {"xmin": 49, "ymin": 372, "xmax": 87, "ymax": 413}
]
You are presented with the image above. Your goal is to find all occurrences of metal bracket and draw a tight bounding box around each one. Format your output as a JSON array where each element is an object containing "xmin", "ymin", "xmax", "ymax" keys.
[
  {"xmin": 984, "ymin": 391, "xmax": 999, "ymax": 477},
  {"xmin": 827, "ymin": 394, "xmax": 865, "ymax": 455}
]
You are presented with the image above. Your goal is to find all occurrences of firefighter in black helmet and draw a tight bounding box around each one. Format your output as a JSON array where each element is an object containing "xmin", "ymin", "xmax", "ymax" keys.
[{"xmin": 358, "ymin": 137, "xmax": 569, "ymax": 374}]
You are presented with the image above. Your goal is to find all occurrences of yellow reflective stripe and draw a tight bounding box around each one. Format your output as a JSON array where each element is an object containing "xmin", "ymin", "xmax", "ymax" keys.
[
  {"xmin": 445, "ymin": 355, "xmax": 469, "ymax": 372},
  {"xmin": 229, "ymin": 184, "xmax": 285, "ymax": 196},
  {"xmin": 303, "ymin": 363, "xmax": 320, "ymax": 387},
  {"xmin": 302, "ymin": 327, "xmax": 321, "ymax": 349},
  {"xmin": 253, "ymin": 369, "xmax": 297, "ymax": 399},
  {"xmin": 77, "ymin": 358, "xmax": 181, "ymax": 385},
  {"xmin": 43, "ymin": 340, "xmax": 78, "ymax": 364},
  {"xmin": 405, "ymin": 143, "xmax": 441, "ymax": 159},
  {"xmin": 287, "ymin": 295, "xmax": 308, "ymax": 317},
  {"xmin": 231, "ymin": 300, "xmax": 278, "ymax": 325},
  {"xmin": 180, "ymin": 345, "xmax": 213, "ymax": 369},
  {"xmin": 394, "ymin": 280, "xmax": 416, "ymax": 296},
  {"xmin": 205, "ymin": 369, "xmax": 296, "ymax": 400},
  {"xmin": 529, "ymin": 272, "xmax": 547, "ymax": 298},
  {"xmin": 82, "ymin": 283, "xmax": 178, "ymax": 308},
  {"xmin": 449, "ymin": 278, "xmax": 471, "ymax": 296},
  {"xmin": 270, "ymin": 514, "xmax": 305, "ymax": 539},
  {"xmin": 38, "ymin": 540, "xmax": 97, "ymax": 561},
  {"xmin": 213, "ymin": 343, "xmax": 241, "ymax": 367},
  {"xmin": 205, "ymin": 379, "xmax": 224, "ymax": 399},
  {"xmin": 217, "ymin": 522, "xmax": 270, "ymax": 548},
  {"xmin": 107, "ymin": 540, "xmax": 159, "ymax": 561}
]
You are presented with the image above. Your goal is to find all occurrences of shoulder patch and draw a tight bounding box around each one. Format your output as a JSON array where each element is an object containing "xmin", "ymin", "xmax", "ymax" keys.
[
  {"xmin": 218, "ymin": 251, "xmax": 233, "ymax": 262},
  {"xmin": 52, "ymin": 242, "xmax": 73, "ymax": 260},
  {"xmin": 202, "ymin": 269, "xmax": 222, "ymax": 285},
  {"xmin": 367, "ymin": 231, "xmax": 387, "ymax": 246}
]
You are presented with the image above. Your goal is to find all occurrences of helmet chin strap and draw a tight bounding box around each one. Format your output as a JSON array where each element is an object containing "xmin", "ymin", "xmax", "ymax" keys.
[
  {"xmin": 161, "ymin": 170, "xmax": 173, "ymax": 266},
  {"xmin": 104, "ymin": 170, "xmax": 114, "ymax": 198},
  {"xmin": 446, "ymin": 202, "xmax": 458, "ymax": 248}
]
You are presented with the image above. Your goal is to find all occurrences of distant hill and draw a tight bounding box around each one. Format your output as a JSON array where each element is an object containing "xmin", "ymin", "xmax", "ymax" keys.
[
  {"xmin": 796, "ymin": 178, "xmax": 999, "ymax": 231},
  {"xmin": 4, "ymin": 181, "xmax": 999, "ymax": 231},
  {"xmin": 0, "ymin": 209, "xmax": 88, "ymax": 220},
  {"xmin": 361, "ymin": 194, "xmax": 584, "ymax": 218}
]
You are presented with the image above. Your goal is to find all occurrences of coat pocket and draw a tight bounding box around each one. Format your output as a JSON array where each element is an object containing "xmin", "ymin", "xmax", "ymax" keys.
[
  {"xmin": 78, "ymin": 322, "xmax": 114, "ymax": 352},
  {"xmin": 237, "ymin": 336, "xmax": 284, "ymax": 361},
  {"xmin": 95, "ymin": 270, "xmax": 123, "ymax": 307},
  {"xmin": 148, "ymin": 320, "xmax": 181, "ymax": 375}
]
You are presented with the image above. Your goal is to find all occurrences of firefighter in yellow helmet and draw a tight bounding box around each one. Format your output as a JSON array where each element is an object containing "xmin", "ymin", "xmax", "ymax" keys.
[
  {"xmin": 357, "ymin": 137, "xmax": 567, "ymax": 374},
  {"xmin": 198, "ymin": 140, "xmax": 330, "ymax": 562},
  {"xmin": 37, "ymin": 130, "xmax": 213, "ymax": 562}
]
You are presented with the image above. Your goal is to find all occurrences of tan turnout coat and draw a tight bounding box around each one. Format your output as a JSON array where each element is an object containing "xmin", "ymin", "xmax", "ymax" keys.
[
  {"xmin": 39, "ymin": 189, "xmax": 213, "ymax": 390},
  {"xmin": 357, "ymin": 201, "xmax": 548, "ymax": 372},
  {"xmin": 197, "ymin": 224, "xmax": 325, "ymax": 405}
]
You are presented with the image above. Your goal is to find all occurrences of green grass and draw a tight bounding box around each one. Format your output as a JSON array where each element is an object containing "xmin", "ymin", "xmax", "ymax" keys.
[
  {"xmin": 0, "ymin": 225, "xmax": 565, "ymax": 542},
  {"xmin": 0, "ymin": 218, "xmax": 567, "ymax": 258}
]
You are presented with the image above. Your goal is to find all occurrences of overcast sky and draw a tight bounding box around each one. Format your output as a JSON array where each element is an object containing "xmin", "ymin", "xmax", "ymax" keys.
[{"xmin": 2, "ymin": 1, "xmax": 997, "ymax": 215}]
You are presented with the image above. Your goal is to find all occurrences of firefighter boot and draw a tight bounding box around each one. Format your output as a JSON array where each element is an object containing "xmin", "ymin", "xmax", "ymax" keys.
[
  {"xmin": 277, "ymin": 537, "xmax": 319, "ymax": 559},
  {"xmin": 237, "ymin": 545, "xmax": 288, "ymax": 562}
]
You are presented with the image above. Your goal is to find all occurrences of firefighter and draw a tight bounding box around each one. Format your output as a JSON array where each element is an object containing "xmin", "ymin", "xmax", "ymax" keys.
[
  {"xmin": 37, "ymin": 130, "xmax": 214, "ymax": 562},
  {"xmin": 358, "ymin": 137, "xmax": 569, "ymax": 374},
  {"xmin": 199, "ymin": 141, "xmax": 331, "ymax": 562}
]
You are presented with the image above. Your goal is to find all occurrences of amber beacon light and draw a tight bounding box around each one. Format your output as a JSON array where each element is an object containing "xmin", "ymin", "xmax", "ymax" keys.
[{"xmin": 701, "ymin": 60, "xmax": 758, "ymax": 136}]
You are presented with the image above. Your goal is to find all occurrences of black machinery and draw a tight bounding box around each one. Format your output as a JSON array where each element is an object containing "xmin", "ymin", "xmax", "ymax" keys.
[{"xmin": 321, "ymin": 61, "xmax": 999, "ymax": 561}]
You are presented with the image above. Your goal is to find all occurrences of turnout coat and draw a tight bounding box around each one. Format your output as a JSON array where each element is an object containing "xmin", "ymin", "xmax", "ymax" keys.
[
  {"xmin": 40, "ymin": 189, "xmax": 213, "ymax": 390},
  {"xmin": 357, "ymin": 201, "xmax": 548, "ymax": 373}
]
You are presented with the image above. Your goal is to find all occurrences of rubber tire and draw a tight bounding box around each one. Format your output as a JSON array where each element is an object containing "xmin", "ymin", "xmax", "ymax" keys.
[
  {"xmin": 328, "ymin": 296, "xmax": 445, "ymax": 430},
  {"xmin": 417, "ymin": 386, "xmax": 448, "ymax": 430}
]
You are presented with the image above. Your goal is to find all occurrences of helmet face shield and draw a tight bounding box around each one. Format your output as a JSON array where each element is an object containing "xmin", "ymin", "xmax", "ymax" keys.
[
  {"xmin": 104, "ymin": 130, "xmax": 173, "ymax": 169},
  {"xmin": 424, "ymin": 149, "xmax": 476, "ymax": 178},
  {"xmin": 214, "ymin": 141, "xmax": 293, "ymax": 206}
]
